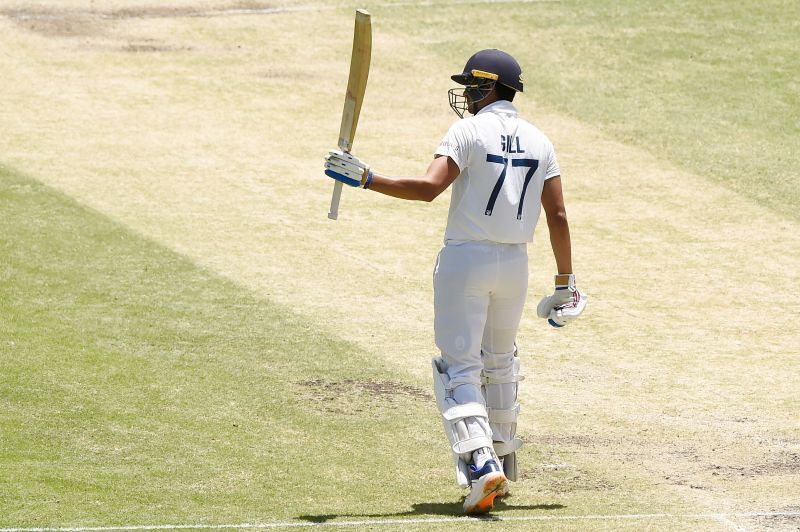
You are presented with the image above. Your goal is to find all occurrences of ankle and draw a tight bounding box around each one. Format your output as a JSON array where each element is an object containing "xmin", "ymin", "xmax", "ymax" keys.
[{"xmin": 472, "ymin": 447, "xmax": 492, "ymax": 468}]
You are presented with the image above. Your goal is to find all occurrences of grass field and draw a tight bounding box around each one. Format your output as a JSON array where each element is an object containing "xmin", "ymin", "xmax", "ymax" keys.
[{"xmin": 1, "ymin": 0, "xmax": 798, "ymax": 530}]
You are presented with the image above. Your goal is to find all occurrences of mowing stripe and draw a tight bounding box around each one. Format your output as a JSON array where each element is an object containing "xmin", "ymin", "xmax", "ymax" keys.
[
  {"xmin": 0, "ymin": 0, "xmax": 561, "ymax": 22},
  {"xmin": 153, "ymin": 0, "xmax": 565, "ymax": 17},
  {"xmin": 2, "ymin": 512, "xmax": 798, "ymax": 531}
]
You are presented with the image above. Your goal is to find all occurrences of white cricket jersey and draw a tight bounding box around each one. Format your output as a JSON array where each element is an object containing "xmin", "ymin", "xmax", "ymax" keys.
[{"xmin": 435, "ymin": 100, "xmax": 560, "ymax": 244}]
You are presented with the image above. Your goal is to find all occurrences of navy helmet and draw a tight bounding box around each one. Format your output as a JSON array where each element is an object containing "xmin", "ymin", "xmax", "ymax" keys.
[
  {"xmin": 451, "ymin": 49, "xmax": 524, "ymax": 93},
  {"xmin": 448, "ymin": 49, "xmax": 523, "ymax": 118}
]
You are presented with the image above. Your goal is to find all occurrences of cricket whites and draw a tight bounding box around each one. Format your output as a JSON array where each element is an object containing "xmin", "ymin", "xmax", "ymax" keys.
[{"xmin": 328, "ymin": 9, "xmax": 372, "ymax": 220}]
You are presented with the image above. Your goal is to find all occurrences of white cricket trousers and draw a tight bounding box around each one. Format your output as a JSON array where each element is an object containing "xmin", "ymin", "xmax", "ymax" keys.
[{"xmin": 433, "ymin": 240, "xmax": 528, "ymax": 443}]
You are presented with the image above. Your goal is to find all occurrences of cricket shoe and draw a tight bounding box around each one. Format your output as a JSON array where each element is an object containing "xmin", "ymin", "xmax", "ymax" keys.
[
  {"xmin": 496, "ymin": 481, "xmax": 510, "ymax": 499},
  {"xmin": 463, "ymin": 459, "xmax": 508, "ymax": 514},
  {"xmin": 496, "ymin": 456, "xmax": 511, "ymax": 498}
]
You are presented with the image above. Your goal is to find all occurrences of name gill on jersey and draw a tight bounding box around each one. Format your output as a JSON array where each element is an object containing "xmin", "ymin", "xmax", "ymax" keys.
[{"xmin": 434, "ymin": 100, "xmax": 560, "ymax": 245}]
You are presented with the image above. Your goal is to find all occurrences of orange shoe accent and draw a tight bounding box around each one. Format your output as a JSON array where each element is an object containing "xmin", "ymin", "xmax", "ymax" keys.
[
  {"xmin": 463, "ymin": 472, "xmax": 508, "ymax": 514},
  {"xmin": 469, "ymin": 490, "xmax": 498, "ymax": 514}
]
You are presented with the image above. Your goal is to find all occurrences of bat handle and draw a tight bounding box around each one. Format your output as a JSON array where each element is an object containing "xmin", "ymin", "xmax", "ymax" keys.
[{"xmin": 328, "ymin": 180, "xmax": 343, "ymax": 220}]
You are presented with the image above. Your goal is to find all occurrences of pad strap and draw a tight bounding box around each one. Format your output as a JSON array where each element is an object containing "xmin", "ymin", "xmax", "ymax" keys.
[
  {"xmin": 442, "ymin": 403, "xmax": 493, "ymax": 453},
  {"xmin": 452, "ymin": 435, "xmax": 494, "ymax": 455},
  {"xmin": 487, "ymin": 404, "xmax": 520, "ymax": 424},
  {"xmin": 442, "ymin": 403, "xmax": 488, "ymax": 422},
  {"xmin": 494, "ymin": 438, "xmax": 523, "ymax": 457},
  {"xmin": 481, "ymin": 373, "xmax": 525, "ymax": 385}
]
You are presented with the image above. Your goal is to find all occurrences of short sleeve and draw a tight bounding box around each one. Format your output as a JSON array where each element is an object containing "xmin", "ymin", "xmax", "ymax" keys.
[
  {"xmin": 544, "ymin": 141, "xmax": 560, "ymax": 180},
  {"xmin": 434, "ymin": 121, "xmax": 473, "ymax": 171}
]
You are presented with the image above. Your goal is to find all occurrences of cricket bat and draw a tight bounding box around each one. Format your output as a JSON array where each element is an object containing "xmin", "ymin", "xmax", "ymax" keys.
[{"xmin": 328, "ymin": 9, "xmax": 372, "ymax": 220}]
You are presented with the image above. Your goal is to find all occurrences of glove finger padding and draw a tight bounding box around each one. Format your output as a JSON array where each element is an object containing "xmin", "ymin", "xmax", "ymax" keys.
[
  {"xmin": 537, "ymin": 294, "xmax": 562, "ymax": 318},
  {"xmin": 326, "ymin": 150, "xmax": 368, "ymax": 171},
  {"xmin": 324, "ymin": 163, "xmax": 363, "ymax": 187},
  {"xmin": 547, "ymin": 290, "xmax": 588, "ymax": 328},
  {"xmin": 537, "ymin": 274, "xmax": 587, "ymax": 327},
  {"xmin": 324, "ymin": 149, "xmax": 369, "ymax": 188},
  {"xmin": 536, "ymin": 274, "xmax": 578, "ymax": 318}
]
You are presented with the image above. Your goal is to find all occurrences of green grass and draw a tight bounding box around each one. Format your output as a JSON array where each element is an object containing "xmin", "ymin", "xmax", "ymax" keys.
[
  {"xmin": 2, "ymin": 0, "xmax": 798, "ymax": 528},
  {"xmin": 1, "ymin": 166, "xmax": 671, "ymax": 527},
  {"xmin": 0, "ymin": 167, "xmax": 696, "ymax": 527},
  {"xmin": 383, "ymin": 0, "xmax": 800, "ymax": 219},
  {"xmin": 0, "ymin": 165, "xmax": 441, "ymax": 525}
]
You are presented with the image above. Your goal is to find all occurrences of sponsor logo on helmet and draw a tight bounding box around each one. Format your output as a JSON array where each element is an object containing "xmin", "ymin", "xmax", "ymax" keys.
[{"xmin": 470, "ymin": 69, "xmax": 500, "ymax": 81}]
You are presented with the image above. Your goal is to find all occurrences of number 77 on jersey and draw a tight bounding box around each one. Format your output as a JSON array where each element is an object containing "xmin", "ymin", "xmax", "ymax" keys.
[{"xmin": 327, "ymin": 9, "xmax": 372, "ymax": 220}]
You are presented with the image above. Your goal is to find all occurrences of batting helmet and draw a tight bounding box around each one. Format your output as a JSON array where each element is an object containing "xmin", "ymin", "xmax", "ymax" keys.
[{"xmin": 450, "ymin": 49, "xmax": 524, "ymax": 93}]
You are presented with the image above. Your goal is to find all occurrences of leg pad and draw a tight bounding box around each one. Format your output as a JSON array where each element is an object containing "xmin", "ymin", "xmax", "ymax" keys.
[
  {"xmin": 432, "ymin": 358, "xmax": 493, "ymax": 488},
  {"xmin": 482, "ymin": 348, "xmax": 524, "ymax": 481}
]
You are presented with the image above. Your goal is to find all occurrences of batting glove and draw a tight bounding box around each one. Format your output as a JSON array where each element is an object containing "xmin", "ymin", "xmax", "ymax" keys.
[
  {"xmin": 536, "ymin": 274, "xmax": 588, "ymax": 328},
  {"xmin": 325, "ymin": 150, "xmax": 372, "ymax": 188}
]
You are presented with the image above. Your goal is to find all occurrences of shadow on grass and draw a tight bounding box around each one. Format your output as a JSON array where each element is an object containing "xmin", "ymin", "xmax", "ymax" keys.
[{"xmin": 299, "ymin": 501, "xmax": 566, "ymax": 523}]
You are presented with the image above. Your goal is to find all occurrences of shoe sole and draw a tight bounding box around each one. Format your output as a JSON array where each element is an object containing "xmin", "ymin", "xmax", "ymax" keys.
[{"xmin": 463, "ymin": 472, "xmax": 508, "ymax": 514}]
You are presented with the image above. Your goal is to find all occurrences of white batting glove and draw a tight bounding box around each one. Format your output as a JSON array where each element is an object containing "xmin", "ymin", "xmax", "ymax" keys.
[
  {"xmin": 324, "ymin": 150, "xmax": 372, "ymax": 188},
  {"xmin": 536, "ymin": 274, "xmax": 587, "ymax": 328}
]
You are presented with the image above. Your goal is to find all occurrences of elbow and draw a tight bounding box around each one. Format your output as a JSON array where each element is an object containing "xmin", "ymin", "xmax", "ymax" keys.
[
  {"xmin": 419, "ymin": 184, "xmax": 444, "ymax": 202},
  {"xmin": 547, "ymin": 209, "xmax": 569, "ymax": 226}
]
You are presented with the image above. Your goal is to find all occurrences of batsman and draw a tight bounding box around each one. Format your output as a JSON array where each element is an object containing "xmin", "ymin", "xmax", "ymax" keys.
[{"xmin": 325, "ymin": 49, "xmax": 587, "ymax": 514}]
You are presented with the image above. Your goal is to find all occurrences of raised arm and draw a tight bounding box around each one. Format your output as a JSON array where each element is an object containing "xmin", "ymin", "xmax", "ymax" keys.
[
  {"xmin": 324, "ymin": 150, "xmax": 461, "ymax": 202},
  {"xmin": 366, "ymin": 155, "xmax": 460, "ymax": 202}
]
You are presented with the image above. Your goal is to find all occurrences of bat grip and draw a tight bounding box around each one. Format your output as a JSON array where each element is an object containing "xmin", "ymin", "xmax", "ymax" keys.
[{"xmin": 328, "ymin": 180, "xmax": 343, "ymax": 220}]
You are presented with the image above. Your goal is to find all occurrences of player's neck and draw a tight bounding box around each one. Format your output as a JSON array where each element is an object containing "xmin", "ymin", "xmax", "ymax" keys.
[{"xmin": 472, "ymin": 92, "xmax": 502, "ymax": 114}]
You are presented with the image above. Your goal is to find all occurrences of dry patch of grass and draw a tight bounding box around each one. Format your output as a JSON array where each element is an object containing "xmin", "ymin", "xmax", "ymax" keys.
[
  {"xmin": 0, "ymin": 1, "xmax": 305, "ymax": 52},
  {"xmin": 297, "ymin": 378, "xmax": 431, "ymax": 415}
]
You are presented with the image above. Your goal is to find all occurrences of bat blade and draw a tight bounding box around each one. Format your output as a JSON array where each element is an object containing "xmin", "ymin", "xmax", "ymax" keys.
[{"xmin": 328, "ymin": 9, "xmax": 371, "ymax": 220}]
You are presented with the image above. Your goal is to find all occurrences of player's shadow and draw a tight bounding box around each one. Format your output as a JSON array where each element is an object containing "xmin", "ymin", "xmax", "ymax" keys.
[{"xmin": 298, "ymin": 500, "xmax": 565, "ymax": 523}]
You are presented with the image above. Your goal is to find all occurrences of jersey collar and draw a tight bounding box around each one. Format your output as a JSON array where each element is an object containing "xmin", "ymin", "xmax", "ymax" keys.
[{"xmin": 476, "ymin": 100, "xmax": 518, "ymax": 117}]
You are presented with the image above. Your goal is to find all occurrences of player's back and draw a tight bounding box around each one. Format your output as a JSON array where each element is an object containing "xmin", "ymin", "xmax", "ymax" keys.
[{"xmin": 438, "ymin": 100, "xmax": 560, "ymax": 244}]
